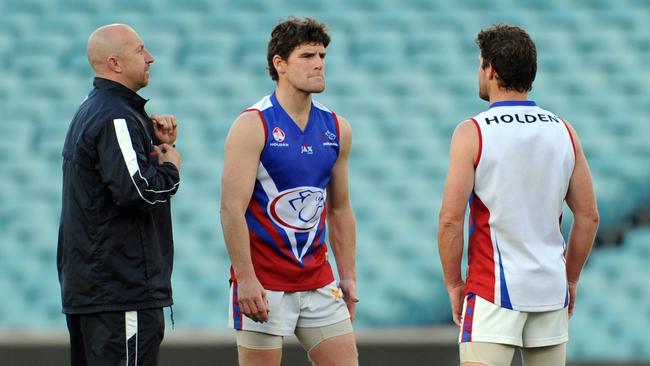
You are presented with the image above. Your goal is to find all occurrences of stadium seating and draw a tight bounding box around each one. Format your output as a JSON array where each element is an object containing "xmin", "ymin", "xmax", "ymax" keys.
[
  {"xmin": 0, "ymin": 0, "xmax": 648, "ymax": 361},
  {"xmin": 570, "ymin": 229, "xmax": 650, "ymax": 360}
]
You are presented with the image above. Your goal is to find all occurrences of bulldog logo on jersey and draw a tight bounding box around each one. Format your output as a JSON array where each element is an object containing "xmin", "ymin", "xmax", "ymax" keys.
[
  {"xmin": 272, "ymin": 127, "xmax": 286, "ymax": 142},
  {"xmin": 269, "ymin": 187, "xmax": 325, "ymax": 232}
]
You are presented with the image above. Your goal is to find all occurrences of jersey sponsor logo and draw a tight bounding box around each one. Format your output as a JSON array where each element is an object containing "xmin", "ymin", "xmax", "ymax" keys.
[
  {"xmin": 301, "ymin": 144, "xmax": 313, "ymax": 154},
  {"xmin": 325, "ymin": 130, "xmax": 336, "ymax": 141},
  {"xmin": 320, "ymin": 130, "xmax": 339, "ymax": 147},
  {"xmin": 272, "ymin": 127, "xmax": 286, "ymax": 142},
  {"xmin": 269, "ymin": 187, "xmax": 325, "ymax": 231},
  {"xmin": 320, "ymin": 130, "xmax": 339, "ymax": 146},
  {"xmin": 484, "ymin": 113, "xmax": 561, "ymax": 125}
]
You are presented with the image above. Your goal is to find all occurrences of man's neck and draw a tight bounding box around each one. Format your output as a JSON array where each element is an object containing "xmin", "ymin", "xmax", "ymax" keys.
[
  {"xmin": 95, "ymin": 72, "xmax": 139, "ymax": 93},
  {"xmin": 275, "ymin": 83, "xmax": 312, "ymax": 128},
  {"xmin": 488, "ymin": 89, "xmax": 528, "ymax": 105}
]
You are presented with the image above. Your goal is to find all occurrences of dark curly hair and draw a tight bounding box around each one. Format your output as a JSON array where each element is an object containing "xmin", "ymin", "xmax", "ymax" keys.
[
  {"xmin": 476, "ymin": 23, "xmax": 537, "ymax": 92},
  {"xmin": 267, "ymin": 17, "xmax": 330, "ymax": 81}
]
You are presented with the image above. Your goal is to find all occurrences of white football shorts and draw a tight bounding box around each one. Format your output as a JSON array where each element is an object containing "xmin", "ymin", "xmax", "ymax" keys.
[
  {"xmin": 228, "ymin": 280, "xmax": 350, "ymax": 336},
  {"xmin": 459, "ymin": 293, "xmax": 568, "ymax": 348}
]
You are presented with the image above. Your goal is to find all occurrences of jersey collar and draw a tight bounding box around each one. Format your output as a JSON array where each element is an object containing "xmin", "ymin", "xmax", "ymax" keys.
[{"xmin": 489, "ymin": 100, "xmax": 537, "ymax": 109}]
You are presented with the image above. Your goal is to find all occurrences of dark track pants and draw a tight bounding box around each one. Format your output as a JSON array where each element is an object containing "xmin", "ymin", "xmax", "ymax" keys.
[{"xmin": 66, "ymin": 308, "xmax": 164, "ymax": 366}]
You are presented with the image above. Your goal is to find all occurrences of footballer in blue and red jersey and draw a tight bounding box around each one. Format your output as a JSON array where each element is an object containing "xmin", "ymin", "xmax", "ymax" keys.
[{"xmin": 229, "ymin": 92, "xmax": 341, "ymax": 292}]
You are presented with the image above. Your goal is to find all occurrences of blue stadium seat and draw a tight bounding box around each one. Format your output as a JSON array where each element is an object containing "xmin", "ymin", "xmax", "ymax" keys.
[
  {"xmin": 348, "ymin": 32, "xmax": 405, "ymax": 74},
  {"xmin": 623, "ymin": 228, "xmax": 650, "ymax": 257},
  {"xmin": 2, "ymin": 0, "xmax": 52, "ymax": 15},
  {"xmin": 55, "ymin": 0, "xmax": 106, "ymax": 14},
  {"xmin": 9, "ymin": 55, "xmax": 60, "ymax": 77},
  {"xmin": 38, "ymin": 13, "xmax": 92, "ymax": 37},
  {"xmin": 0, "ymin": 14, "xmax": 33, "ymax": 37}
]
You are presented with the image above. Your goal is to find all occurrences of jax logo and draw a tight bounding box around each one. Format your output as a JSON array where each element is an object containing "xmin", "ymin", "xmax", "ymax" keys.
[
  {"xmin": 269, "ymin": 187, "xmax": 325, "ymax": 231},
  {"xmin": 272, "ymin": 127, "xmax": 285, "ymax": 142},
  {"xmin": 301, "ymin": 144, "xmax": 313, "ymax": 154}
]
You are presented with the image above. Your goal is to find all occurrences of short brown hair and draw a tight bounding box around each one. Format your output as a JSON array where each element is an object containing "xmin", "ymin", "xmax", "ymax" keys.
[
  {"xmin": 267, "ymin": 17, "xmax": 330, "ymax": 81},
  {"xmin": 476, "ymin": 23, "xmax": 537, "ymax": 92}
]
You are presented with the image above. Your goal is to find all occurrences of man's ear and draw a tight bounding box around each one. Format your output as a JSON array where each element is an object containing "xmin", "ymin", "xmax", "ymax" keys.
[
  {"xmin": 486, "ymin": 64, "xmax": 497, "ymax": 81},
  {"xmin": 272, "ymin": 54, "xmax": 285, "ymax": 76},
  {"xmin": 106, "ymin": 55, "xmax": 122, "ymax": 73}
]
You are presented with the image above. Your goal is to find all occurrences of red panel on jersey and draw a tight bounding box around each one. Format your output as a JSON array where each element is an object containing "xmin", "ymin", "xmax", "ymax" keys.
[
  {"xmin": 466, "ymin": 193, "xmax": 496, "ymax": 303},
  {"xmin": 230, "ymin": 199, "xmax": 334, "ymax": 292},
  {"xmin": 561, "ymin": 119, "xmax": 576, "ymax": 157},
  {"xmin": 470, "ymin": 118, "xmax": 483, "ymax": 168}
]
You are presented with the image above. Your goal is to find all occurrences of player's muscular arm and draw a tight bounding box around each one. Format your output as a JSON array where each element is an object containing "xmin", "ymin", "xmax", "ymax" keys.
[
  {"xmin": 438, "ymin": 120, "xmax": 478, "ymax": 326},
  {"xmin": 220, "ymin": 110, "xmax": 270, "ymax": 323},
  {"xmin": 327, "ymin": 116, "xmax": 359, "ymax": 320},
  {"xmin": 563, "ymin": 122, "xmax": 599, "ymax": 317}
]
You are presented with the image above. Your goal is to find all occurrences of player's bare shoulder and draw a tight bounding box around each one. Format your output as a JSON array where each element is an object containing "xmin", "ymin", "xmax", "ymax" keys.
[
  {"xmin": 451, "ymin": 119, "xmax": 480, "ymax": 147},
  {"xmin": 334, "ymin": 114, "xmax": 352, "ymax": 153},
  {"xmin": 232, "ymin": 109, "xmax": 265, "ymax": 130},
  {"xmin": 454, "ymin": 119, "xmax": 477, "ymax": 136},
  {"xmin": 449, "ymin": 119, "xmax": 480, "ymax": 166},
  {"xmin": 229, "ymin": 109, "xmax": 266, "ymax": 142},
  {"xmin": 225, "ymin": 109, "xmax": 266, "ymax": 151}
]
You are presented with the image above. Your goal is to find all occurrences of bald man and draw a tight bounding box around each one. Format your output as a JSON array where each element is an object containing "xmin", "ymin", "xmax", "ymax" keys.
[{"xmin": 58, "ymin": 24, "xmax": 181, "ymax": 366}]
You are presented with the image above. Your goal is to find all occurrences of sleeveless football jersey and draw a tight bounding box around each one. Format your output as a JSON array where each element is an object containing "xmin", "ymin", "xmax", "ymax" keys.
[
  {"xmin": 467, "ymin": 100, "xmax": 576, "ymax": 312},
  {"xmin": 231, "ymin": 92, "xmax": 340, "ymax": 291}
]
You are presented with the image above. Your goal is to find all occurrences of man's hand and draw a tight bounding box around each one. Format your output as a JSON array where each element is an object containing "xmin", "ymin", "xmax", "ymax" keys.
[
  {"xmin": 568, "ymin": 281, "xmax": 577, "ymax": 318},
  {"xmin": 152, "ymin": 115, "xmax": 177, "ymax": 145},
  {"xmin": 154, "ymin": 144, "xmax": 181, "ymax": 171},
  {"xmin": 237, "ymin": 277, "xmax": 270, "ymax": 323},
  {"xmin": 446, "ymin": 280, "xmax": 466, "ymax": 326},
  {"xmin": 339, "ymin": 278, "xmax": 359, "ymax": 321}
]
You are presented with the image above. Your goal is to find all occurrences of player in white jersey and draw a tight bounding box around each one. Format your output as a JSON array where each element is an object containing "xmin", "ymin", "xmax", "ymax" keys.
[{"xmin": 438, "ymin": 24, "xmax": 599, "ymax": 366}]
